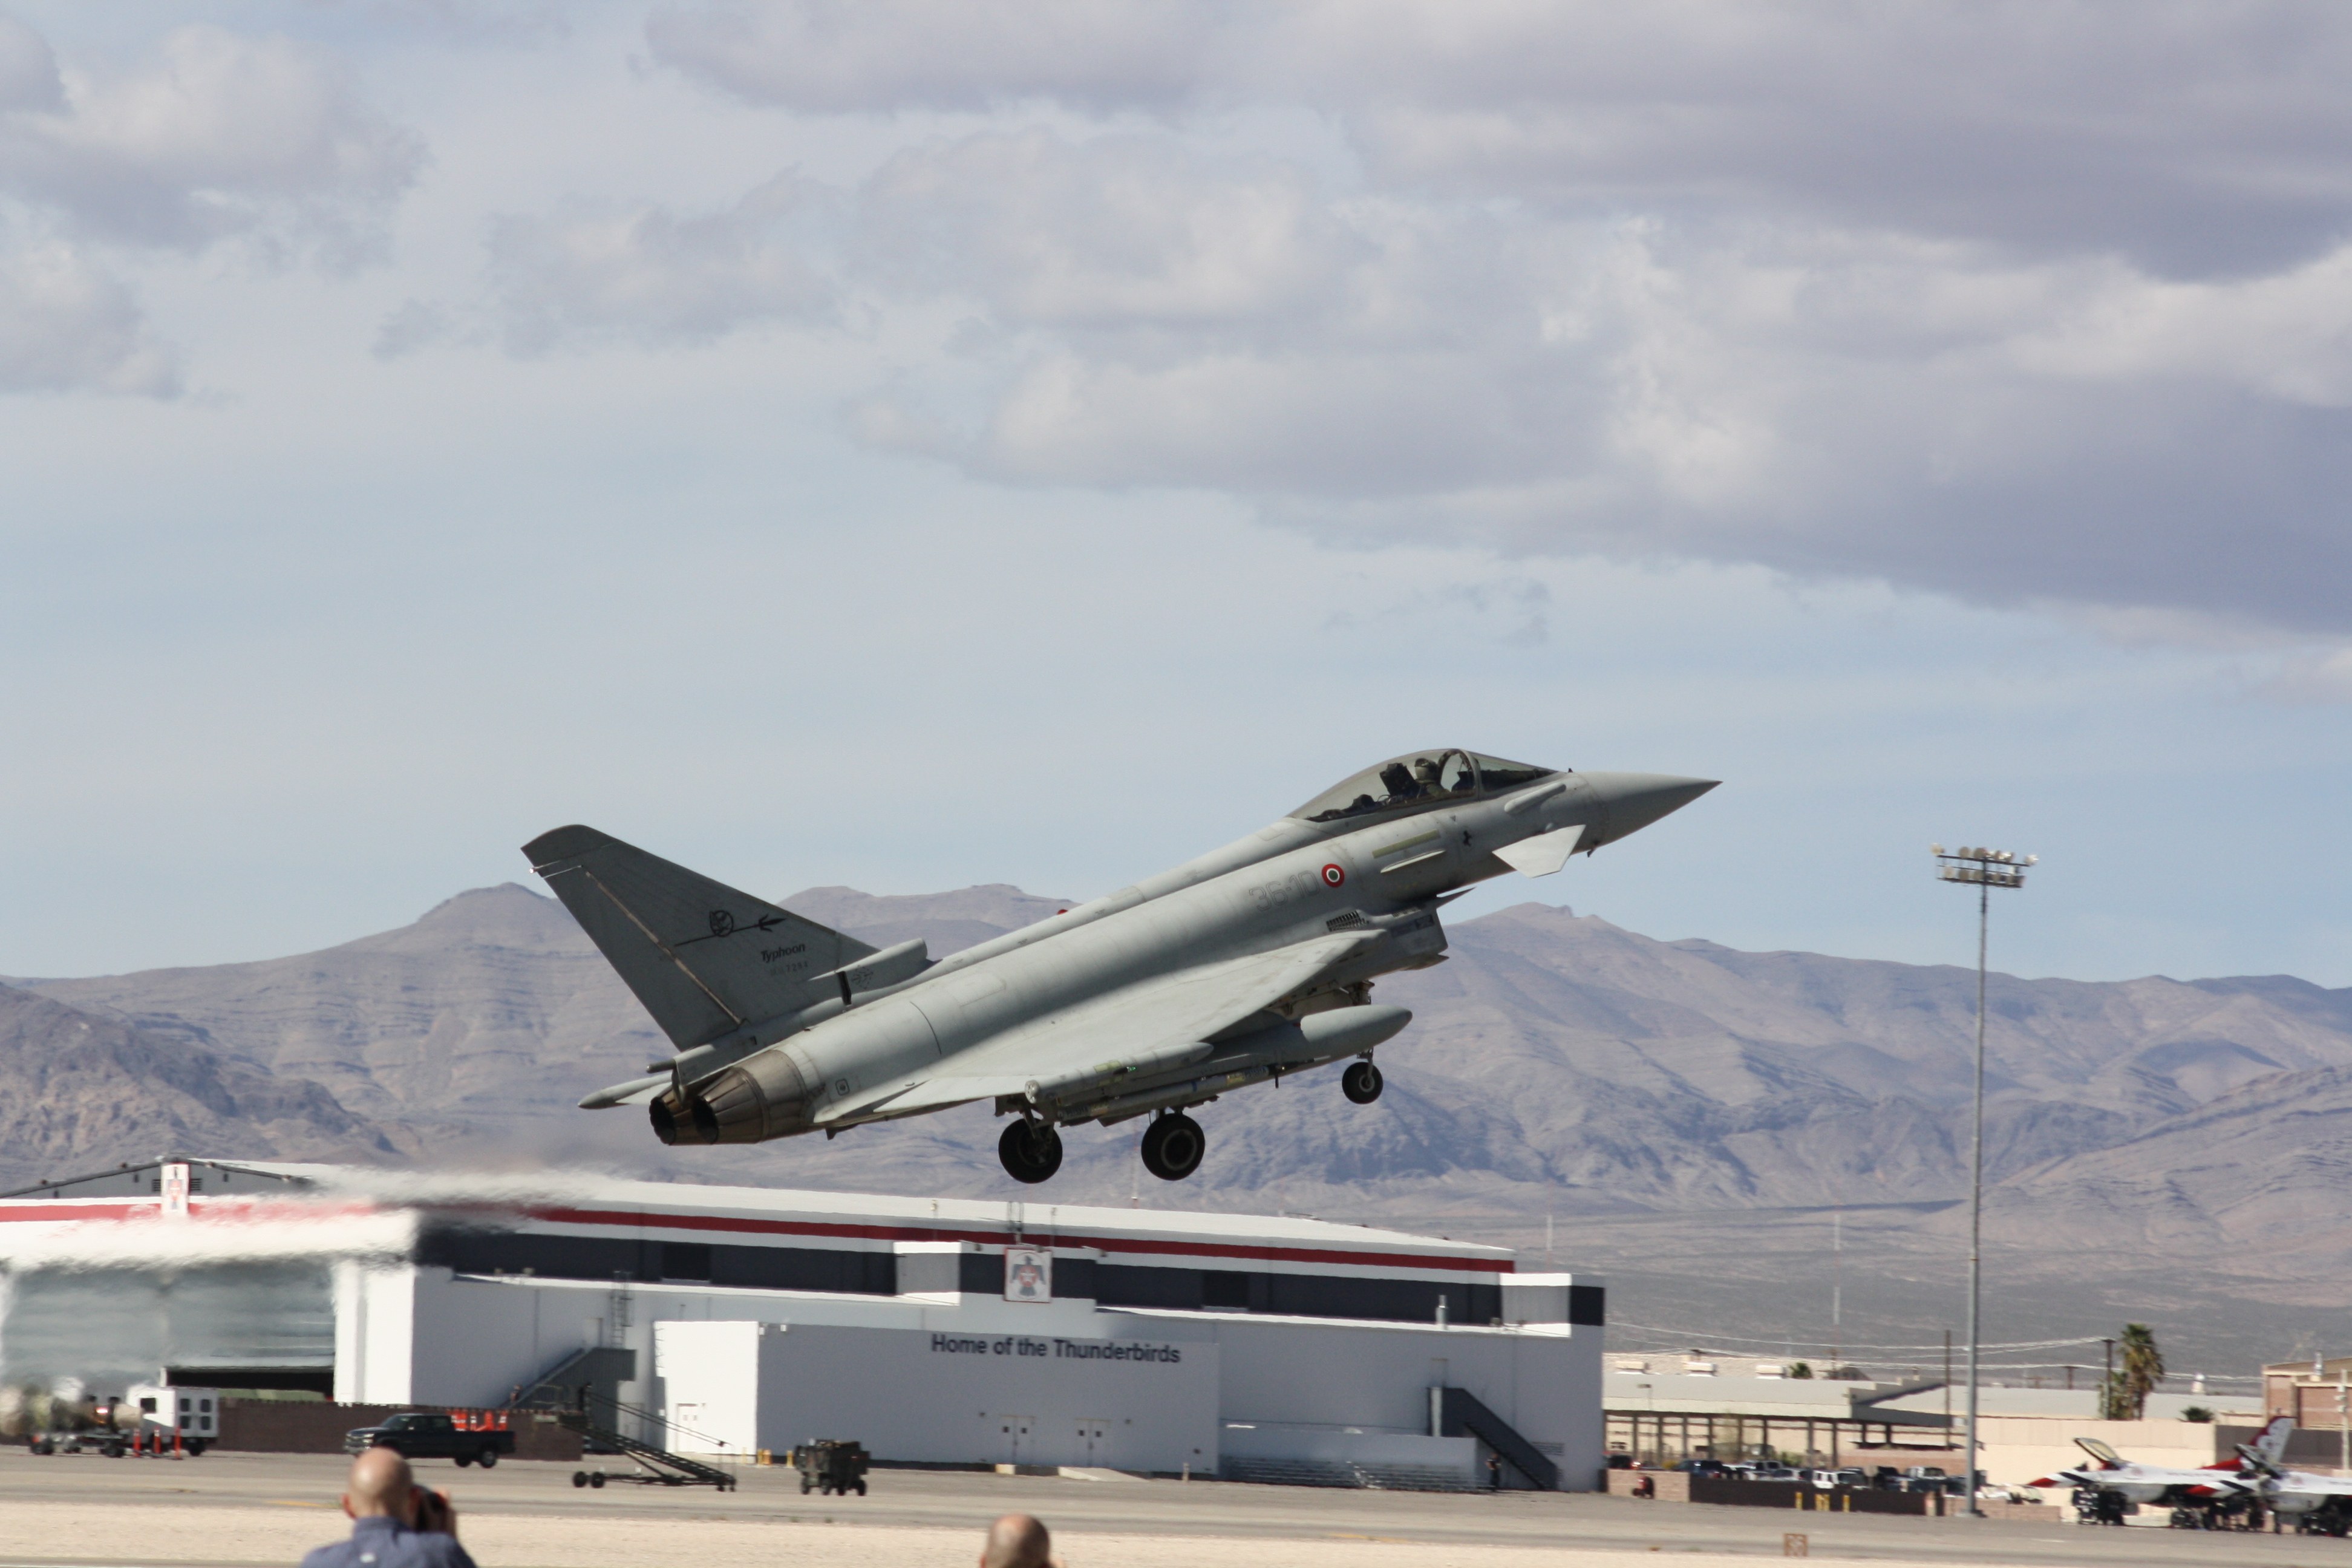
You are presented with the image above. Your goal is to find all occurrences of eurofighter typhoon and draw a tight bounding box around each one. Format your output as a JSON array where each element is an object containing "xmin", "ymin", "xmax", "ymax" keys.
[{"xmin": 526, "ymin": 751, "xmax": 1714, "ymax": 1184}]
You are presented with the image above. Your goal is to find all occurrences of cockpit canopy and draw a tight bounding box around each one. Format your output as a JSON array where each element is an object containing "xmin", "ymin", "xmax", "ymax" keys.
[{"xmin": 1289, "ymin": 750, "xmax": 1560, "ymax": 825}]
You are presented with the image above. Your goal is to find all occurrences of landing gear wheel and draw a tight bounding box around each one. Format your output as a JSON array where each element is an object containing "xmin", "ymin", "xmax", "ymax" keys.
[
  {"xmin": 1140, "ymin": 1111, "xmax": 1206, "ymax": 1181},
  {"xmin": 998, "ymin": 1120, "xmax": 1063, "ymax": 1184},
  {"xmin": 573, "ymin": 1471, "xmax": 590, "ymax": 1488},
  {"xmin": 1342, "ymin": 1060, "xmax": 1384, "ymax": 1104},
  {"xmin": 589, "ymin": 1471, "xmax": 606, "ymax": 1488}
]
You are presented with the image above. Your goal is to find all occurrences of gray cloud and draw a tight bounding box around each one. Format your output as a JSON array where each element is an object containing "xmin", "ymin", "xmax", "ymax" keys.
[
  {"xmin": 647, "ymin": 1, "xmax": 2352, "ymax": 278},
  {"xmin": 645, "ymin": 0, "xmax": 1228, "ymax": 116},
  {"xmin": 481, "ymin": 175, "xmax": 838, "ymax": 354},
  {"xmin": 531, "ymin": 5, "xmax": 2352, "ymax": 638},
  {"xmin": 0, "ymin": 236, "xmax": 177, "ymax": 396},
  {"xmin": 0, "ymin": 22, "xmax": 423, "ymax": 263}
]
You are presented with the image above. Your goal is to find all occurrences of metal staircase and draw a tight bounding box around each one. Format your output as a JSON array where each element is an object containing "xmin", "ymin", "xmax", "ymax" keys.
[
  {"xmin": 558, "ymin": 1397, "xmax": 737, "ymax": 1491},
  {"xmin": 508, "ymin": 1351, "xmax": 736, "ymax": 1491},
  {"xmin": 1436, "ymin": 1386, "xmax": 1560, "ymax": 1491}
]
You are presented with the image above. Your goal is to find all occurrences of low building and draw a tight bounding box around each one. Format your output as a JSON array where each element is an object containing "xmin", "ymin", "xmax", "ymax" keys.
[
  {"xmin": 1604, "ymin": 1352, "xmax": 2261, "ymax": 1485},
  {"xmin": 0, "ymin": 1158, "xmax": 1601, "ymax": 1488}
]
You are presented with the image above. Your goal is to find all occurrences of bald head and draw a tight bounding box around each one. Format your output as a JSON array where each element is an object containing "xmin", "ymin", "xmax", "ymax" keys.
[
  {"xmin": 981, "ymin": 1514, "xmax": 1051, "ymax": 1568},
  {"xmin": 344, "ymin": 1447, "xmax": 415, "ymax": 1519}
]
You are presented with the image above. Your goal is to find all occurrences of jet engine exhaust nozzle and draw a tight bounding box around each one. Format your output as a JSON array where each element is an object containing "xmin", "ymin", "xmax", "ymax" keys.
[{"xmin": 647, "ymin": 1050, "xmax": 814, "ymax": 1145}]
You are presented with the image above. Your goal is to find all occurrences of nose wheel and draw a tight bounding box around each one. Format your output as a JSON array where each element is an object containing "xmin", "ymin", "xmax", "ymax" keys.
[
  {"xmin": 1139, "ymin": 1111, "xmax": 1206, "ymax": 1181},
  {"xmin": 998, "ymin": 1119, "xmax": 1063, "ymax": 1184},
  {"xmin": 1342, "ymin": 1060, "xmax": 1384, "ymax": 1104}
]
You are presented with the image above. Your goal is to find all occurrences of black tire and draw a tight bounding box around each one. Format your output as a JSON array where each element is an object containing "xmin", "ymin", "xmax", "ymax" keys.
[
  {"xmin": 590, "ymin": 1472, "xmax": 606, "ymax": 1488},
  {"xmin": 800, "ymin": 1477, "xmax": 812, "ymax": 1494},
  {"xmin": 186, "ymin": 1439, "xmax": 207, "ymax": 1457},
  {"xmin": 456, "ymin": 1453, "xmax": 474, "ymax": 1468},
  {"xmin": 855, "ymin": 1480, "xmax": 867, "ymax": 1496},
  {"xmin": 477, "ymin": 1448, "xmax": 498, "ymax": 1469},
  {"xmin": 1140, "ymin": 1112, "xmax": 1206, "ymax": 1181},
  {"xmin": 573, "ymin": 1471, "xmax": 590, "ymax": 1488},
  {"xmin": 1342, "ymin": 1060, "xmax": 1383, "ymax": 1104},
  {"xmin": 997, "ymin": 1120, "xmax": 1063, "ymax": 1184},
  {"xmin": 103, "ymin": 1443, "xmax": 124, "ymax": 1459}
]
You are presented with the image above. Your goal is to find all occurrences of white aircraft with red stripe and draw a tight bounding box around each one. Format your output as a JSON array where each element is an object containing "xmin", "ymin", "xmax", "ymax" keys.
[{"xmin": 2032, "ymin": 1417, "xmax": 2290, "ymax": 1506}]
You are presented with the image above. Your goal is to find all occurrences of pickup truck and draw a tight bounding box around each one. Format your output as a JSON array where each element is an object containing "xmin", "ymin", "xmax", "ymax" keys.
[{"xmin": 343, "ymin": 1411, "xmax": 514, "ymax": 1468}]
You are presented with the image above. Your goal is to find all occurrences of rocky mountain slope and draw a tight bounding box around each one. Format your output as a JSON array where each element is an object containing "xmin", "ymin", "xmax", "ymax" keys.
[
  {"xmin": 0, "ymin": 984, "xmax": 407, "ymax": 1185},
  {"xmin": 16, "ymin": 882, "xmax": 2351, "ymax": 1370}
]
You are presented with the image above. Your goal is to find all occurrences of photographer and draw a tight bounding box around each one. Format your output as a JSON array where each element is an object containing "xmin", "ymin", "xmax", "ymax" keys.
[{"xmin": 302, "ymin": 1448, "xmax": 475, "ymax": 1568}]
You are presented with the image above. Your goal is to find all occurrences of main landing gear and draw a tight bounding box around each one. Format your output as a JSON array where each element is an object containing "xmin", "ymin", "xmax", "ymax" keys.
[
  {"xmin": 1140, "ymin": 1111, "xmax": 1206, "ymax": 1181},
  {"xmin": 998, "ymin": 1119, "xmax": 1062, "ymax": 1184},
  {"xmin": 1342, "ymin": 1059, "xmax": 1384, "ymax": 1104}
]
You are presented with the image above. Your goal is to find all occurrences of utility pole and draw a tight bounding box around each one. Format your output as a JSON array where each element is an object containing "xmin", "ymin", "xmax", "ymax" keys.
[
  {"xmin": 1933, "ymin": 843, "xmax": 2035, "ymax": 1518},
  {"xmin": 1832, "ymin": 1207, "xmax": 1843, "ymax": 1371},
  {"xmin": 2103, "ymin": 1337, "xmax": 2116, "ymax": 1416}
]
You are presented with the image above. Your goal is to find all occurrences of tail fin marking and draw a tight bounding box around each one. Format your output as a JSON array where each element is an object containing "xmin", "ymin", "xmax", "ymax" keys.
[{"xmin": 524, "ymin": 824, "xmax": 876, "ymax": 1051}]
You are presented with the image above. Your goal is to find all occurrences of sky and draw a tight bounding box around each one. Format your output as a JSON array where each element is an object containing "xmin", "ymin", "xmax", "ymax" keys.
[{"xmin": 3, "ymin": 1, "xmax": 2348, "ymax": 987}]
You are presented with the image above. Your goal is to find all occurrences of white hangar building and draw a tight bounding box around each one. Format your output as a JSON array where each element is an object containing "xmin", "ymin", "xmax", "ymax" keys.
[{"xmin": 0, "ymin": 1158, "xmax": 1602, "ymax": 1489}]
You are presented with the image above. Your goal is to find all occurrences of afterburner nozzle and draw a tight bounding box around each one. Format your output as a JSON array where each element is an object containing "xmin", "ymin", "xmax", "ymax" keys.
[{"xmin": 647, "ymin": 1050, "xmax": 815, "ymax": 1145}]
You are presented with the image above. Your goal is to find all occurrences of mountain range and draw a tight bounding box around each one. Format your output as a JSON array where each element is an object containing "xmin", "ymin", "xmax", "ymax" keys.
[{"xmin": 13, "ymin": 881, "xmax": 2352, "ymax": 1377}]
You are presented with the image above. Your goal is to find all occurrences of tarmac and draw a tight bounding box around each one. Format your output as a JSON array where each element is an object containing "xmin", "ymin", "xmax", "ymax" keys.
[{"xmin": 0, "ymin": 1451, "xmax": 2338, "ymax": 1568}]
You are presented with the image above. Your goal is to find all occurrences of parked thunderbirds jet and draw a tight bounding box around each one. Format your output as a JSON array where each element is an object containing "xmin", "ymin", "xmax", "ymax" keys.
[
  {"xmin": 526, "ymin": 750, "xmax": 1714, "ymax": 1184},
  {"xmin": 2229, "ymin": 1420, "xmax": 2352, "ymax": 1530},
  {"xmin": 2034, "ymin": 1419, "xmax": 2292, "ymax": 1507}
]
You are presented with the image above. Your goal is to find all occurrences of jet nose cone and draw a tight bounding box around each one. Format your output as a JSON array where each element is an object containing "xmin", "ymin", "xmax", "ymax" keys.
[{"xmin": 1583, "ymin": 773, "xmax": 1720, "ymax": 842}]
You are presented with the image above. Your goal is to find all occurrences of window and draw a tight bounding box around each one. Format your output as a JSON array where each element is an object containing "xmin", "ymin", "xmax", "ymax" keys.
[
  {"xmin": 1471, "ymin": 754, "xmax": 1557, "ymax": 792},
  {"xmin": 1290, "ymin": 750, "xmax": 1480, "ymax": 823}
]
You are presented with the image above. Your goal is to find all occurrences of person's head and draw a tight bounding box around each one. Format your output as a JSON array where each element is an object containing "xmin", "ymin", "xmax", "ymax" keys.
[
  {"xmin": 981, "ymin": 1513, "xmax": 1051, "ymax": 1568},
  {"xmin": 343, "ymin": 1447, "xmax": 416, "ymax": 1523}
]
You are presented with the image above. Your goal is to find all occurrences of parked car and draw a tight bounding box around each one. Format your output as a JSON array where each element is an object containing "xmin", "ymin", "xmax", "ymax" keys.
[
  {"xmin": 1749, "ymin": 1464, "xmax": 1798, "ymax": 1482},
  {"xmin": 343, "ymin": 1411, "xmax": 514, "ymax": 1468},
  {"xmin": 1673, "ymin": 1459, "xmax": 1732, "ymax": 1477}
]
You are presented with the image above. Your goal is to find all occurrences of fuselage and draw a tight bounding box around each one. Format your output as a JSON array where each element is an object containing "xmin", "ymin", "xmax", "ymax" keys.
[{"xmin": 648, "ymin": 761, "xmax": 1714, "ymax": 1147}]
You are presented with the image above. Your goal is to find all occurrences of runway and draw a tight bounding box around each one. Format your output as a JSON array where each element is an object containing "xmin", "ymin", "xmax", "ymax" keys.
[{"xmin": 0, "ymin": 1452, "xmax": 2329, "ymax": 1568}]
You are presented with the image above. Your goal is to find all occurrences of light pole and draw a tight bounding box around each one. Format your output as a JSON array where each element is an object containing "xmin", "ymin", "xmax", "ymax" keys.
[{"xmin": 1933, "ymin": 843, "xmax": 2036, "ymax": 1518}]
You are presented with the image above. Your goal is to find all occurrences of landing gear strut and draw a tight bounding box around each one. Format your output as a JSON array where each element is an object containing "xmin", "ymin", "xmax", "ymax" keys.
[
  {"xmin": 1342, "ymin": 1059, "xmax": 1384, "ymax": 1104},
  {"xmin": 1140, "ymin": 1111, "xmax": 1206, "ymax": 1181},
  {"xmin": 998, "ymin": 1119, "xmax": 1063, "ymax": 1184}
]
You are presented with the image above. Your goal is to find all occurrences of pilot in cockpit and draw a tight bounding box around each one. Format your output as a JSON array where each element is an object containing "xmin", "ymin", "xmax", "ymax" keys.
[
  {"xmin": 1379, "ymin": 761, "xmax": 1419, "ymax": 800},
  {"xmin": 1411, "ymin": 756, "xmax": 1442, "ymax": 791}
]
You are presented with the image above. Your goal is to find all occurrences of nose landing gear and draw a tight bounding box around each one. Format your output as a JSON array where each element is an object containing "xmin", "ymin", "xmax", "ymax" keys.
[
  {"xmin": 998, "ymin": 1119, "xmax": 1063, "ymax": 1183},
  {"xmin": 1139, "ymin": 1111, "xmax": 1206, "ymax": 1181},
  {"xmin": 1342, "ymin": 1059, "xmax": 1384, "ymax": 1104}
]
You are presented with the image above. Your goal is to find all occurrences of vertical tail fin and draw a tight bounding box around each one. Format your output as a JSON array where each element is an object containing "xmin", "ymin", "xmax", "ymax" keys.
[{"xmin": 523, "ymin": 825, "xmax": 874, "ymax": 1050}]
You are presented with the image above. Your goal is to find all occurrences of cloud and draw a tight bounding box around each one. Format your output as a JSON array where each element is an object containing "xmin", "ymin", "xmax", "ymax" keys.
[
  {"xmin": 0, "ymin": 237, "xmax": 177, "ymax": 396},
  {"xmin": 481, "ymin": 175, "xmax": 837, "ymax": 354},
  {"xmin": 0, "ymin": 22, "xmax": 423, "ymax": 264},
  {"xmin": 497, "ymin": 5, "xmax": 2352, "ymax": 638},
  {"xmin": 645, "ymin": 0, "xmax": 1229, "ymax": 116}
]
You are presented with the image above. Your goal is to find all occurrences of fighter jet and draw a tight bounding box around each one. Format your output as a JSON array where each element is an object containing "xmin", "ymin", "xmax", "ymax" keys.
[
  {"xmin": 525, "ymin": 750, "xmax": 1714, "ymax": 1184},
  {"xmin": 2031, "ymin": 1420, "xmax": 2285, "ymax": 1508},
  {"xmin": 2227, "ymin": 1421, "xmax": 2352, "ymax": 1530}
]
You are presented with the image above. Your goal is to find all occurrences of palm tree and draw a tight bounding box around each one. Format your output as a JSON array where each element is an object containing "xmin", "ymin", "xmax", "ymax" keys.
[{"xmin": 2105, "ymin": 1324, "xmax": 2166, "ymax": 1420}]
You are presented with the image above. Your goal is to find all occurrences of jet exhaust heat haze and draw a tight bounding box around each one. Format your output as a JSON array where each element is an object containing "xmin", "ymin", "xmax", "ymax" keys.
[{"xmin": 525, "ymin": 751, "xmax": 1716, "ymax": 1184}]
